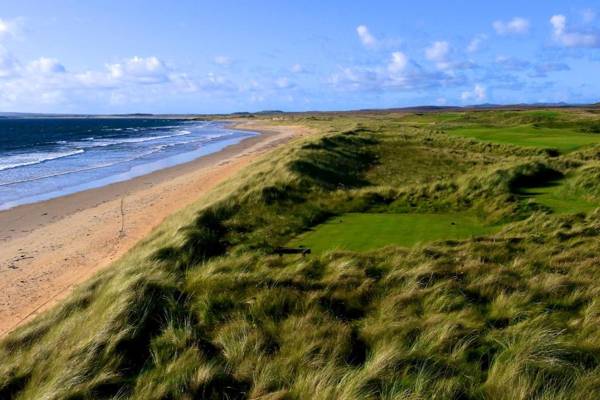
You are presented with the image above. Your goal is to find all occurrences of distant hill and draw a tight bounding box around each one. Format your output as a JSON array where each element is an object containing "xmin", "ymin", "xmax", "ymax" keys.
[
  {"xmin": 1, "ymin": 102, "xmax": 598, "ymax": 119},
  {"xmin": 0, "ymin": 112, "xmax": 177, "ymax": 119}
]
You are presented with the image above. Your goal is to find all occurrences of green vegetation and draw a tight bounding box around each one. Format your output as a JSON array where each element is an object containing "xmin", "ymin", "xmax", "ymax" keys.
[
  {"xmin": 401, "ymin": 108, "xmax": 600, "ymax": 153},
  {"xmin": 290, "ymin": 212, "xmax": 497, "ymax": 252},
  {"xmin": 2, "ymin": 108, "xmax": 600, "ymax": 399},
  {"xmin": 447, "ymin": 125, "xmax": 600, "ymax": 153},
  {"xmin": 517, "ymin": 177, "xmax": 598, "ymax": 214}
]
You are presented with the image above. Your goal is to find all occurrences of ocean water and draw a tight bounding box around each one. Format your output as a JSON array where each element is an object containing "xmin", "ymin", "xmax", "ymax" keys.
[{"xmin": 0, "ymin": 118, "xmax": 255, "ymax": 210}]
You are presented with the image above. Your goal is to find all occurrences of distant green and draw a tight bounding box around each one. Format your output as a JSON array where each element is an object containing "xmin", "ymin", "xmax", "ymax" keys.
[
  {"xmin": 447, "ymin": 125, "xmax": 600, "ymax": 152},
  {"xmin": 290, "ymin": 212, "xmax": 497, "ymax": 253}
]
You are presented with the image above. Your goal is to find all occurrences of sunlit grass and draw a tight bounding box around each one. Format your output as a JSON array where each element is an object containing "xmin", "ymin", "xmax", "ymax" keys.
[
  {"xmin": 289, "ymin": 212, "xmax": 497, "ymax": 252},
  {"xmin": 517, "ymin": 178, "xmax": 599, "ymax": 214},
  {"xmin": 3, "ymin": 109, "xmax": 600, "ymax": 399},
  {"xmin": 447, "ymin": 124, "xmax": 600, "ymax": 152}
]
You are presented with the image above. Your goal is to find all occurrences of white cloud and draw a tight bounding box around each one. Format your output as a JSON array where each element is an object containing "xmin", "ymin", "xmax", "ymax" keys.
[
  {"xmin": 550, "ymin": 15, "xmax": 567, "ymax": 36},
  {"xmin": 329, "ymin": 54, "xmax": 463, "ymax": 94},
  {"xmin": 199, "ymin": 72, "xmax": 235, "ymax": 92},
  {"xmin": 213, "ymin": 55, "xmax": 232, "ymax": 65},
  {"xmin": 550, "ymin": 14, "xmax": 600, "ymax": 47},
  {"xmin": 0, "ymin": 20, "xmax": 11, "ymax": 38},
  {"xmin": 493, "ymin": 17, "xmax": 530, "ymax": 35},
  {"xmin": 0, "ymin": 17, "xmax": 245, "ymax": 111},
  {"xmin": 356, "ymin": 25, "xmax": 377, "ymax": 47},
  {"xmin": 168, "ymin": 72, "xmax": 198, "ymax": 92},
  {"xmin": 425, "ymin": 41, "xmax": 452, "ymax": 70},
  {"xmin": 106, "ymin": 56, "xmax": 169, "ymax": 84},
  {"xmin": 28, "ymin": 57, "xmax": 66, "ymax": 74},
  {"xmin": 425, "ymin": 41, "xmax": 449, "ymax": 62},
  {"xmin": 0, "ymin": 18, "xmax": 23, "ymax": 78},
  {"xmin": 388, "ymin": 51, "xmax": 408, "ymax": 73},
  {"xmin": 0, "ymin": 17, "xmax": 22, "ymax": 40},
  {"xmin": 461, "ymin": 84, "xmax": 486, "ymax": 102},
  {"xmin": 467, "ymin": 34, "xmax": 487, "ymax": 53},
  {"xmin": 0, "ymin": 54, "xmax": 201, "ymax": 111}
]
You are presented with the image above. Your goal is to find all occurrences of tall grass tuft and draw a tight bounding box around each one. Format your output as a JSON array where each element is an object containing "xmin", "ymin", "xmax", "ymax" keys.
[{"xmin": 2, "ymin": 109, "xmax": 600, "ymax": 399}]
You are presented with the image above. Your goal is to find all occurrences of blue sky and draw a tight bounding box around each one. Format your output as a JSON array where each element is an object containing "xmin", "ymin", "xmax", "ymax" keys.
[{"xmin": 0, "ymin": 1, "xmax": 599, "ymax": 113}]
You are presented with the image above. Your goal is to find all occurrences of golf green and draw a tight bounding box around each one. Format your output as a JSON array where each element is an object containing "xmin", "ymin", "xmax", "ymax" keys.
[
  {"xmin": 447, "ymin": 125, "xmax": 600, "ymax": 152},
  {"xmin": 289, "ymin": 212, "xmax": 497, "ymax": 253}
]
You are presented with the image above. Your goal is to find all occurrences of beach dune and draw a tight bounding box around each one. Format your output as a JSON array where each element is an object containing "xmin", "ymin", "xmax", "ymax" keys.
[{"xmin": 0, "ymin": 122, "xmax": 310, "ymax": 336}]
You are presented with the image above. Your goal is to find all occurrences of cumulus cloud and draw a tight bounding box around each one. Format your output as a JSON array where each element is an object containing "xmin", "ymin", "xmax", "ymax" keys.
[
  {"xmin": 0, "ymin": 54, "xmax": 201, "ymax": 111},
  {"xmin": 105, "ymin": 56, "xmax": 170, "ymax": 84},
  {"xmin": 356, "ymin": 25, "xmax": 377, "ymax": 47},
  {"xmin": 425, "ymin": 41, "xmax": 453, "ymax": 70},
  {"xmin": 0, "ymin": 18, "xmax": 23, "ymax": 79},
  {"xmin": 550, "ymin": 14, "xmax": 600, "ymax": 47},
  {"xmin": 0, "ymin": 17, "xmax": 22, "ymax": 40},
  {"xmin": 425, "ymin": 41, "xmax": 449, "ymax": 62},
  {"xmin": 0, "ymin": 18, "xmax": 251, "ymax": 111},
  {"xmin": 388, "ymin": 51, "xmax": 408, "ymax": 73},
  {"xmin": 493, "ymin": 17, "xmax": 530, "ymax": 35},
  {"xmin": 329, "ymin": 50, "xmax": 464, "ymax": 94},
  {"xmin": 198, "ymin": 72, "xmax": 235, "ymax": 92},
  {"xmin": 550, "ymin": 15, "xmax": 567, "ymax": 33},
  {"xmin": 461, "ymin": 84, "xmax": 486, "ymax": 102},
  {"xmin": 28, "ymin": 57, "xmax": 66, "ymax": 74},
  {"xmin": 467, "ymin": 34, "xmax": 487, "ymax": 53}
]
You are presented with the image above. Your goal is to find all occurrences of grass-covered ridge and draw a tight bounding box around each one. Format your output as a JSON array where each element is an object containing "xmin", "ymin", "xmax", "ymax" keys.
[{"xmin": 2, "ymin": 108, "xmax": 600, "ymax": 399}]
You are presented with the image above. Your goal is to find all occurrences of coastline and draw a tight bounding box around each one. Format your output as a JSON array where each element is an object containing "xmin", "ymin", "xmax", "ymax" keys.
[{"xmin": 0, "ymin": 120, "xmax": 311, "ymax": 336}]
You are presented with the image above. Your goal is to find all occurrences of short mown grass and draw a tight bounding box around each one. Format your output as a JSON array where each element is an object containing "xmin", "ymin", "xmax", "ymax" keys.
[
  {"xmin": 447, "ymin": 125, "xmax": 600, "ymax": 152},
  {"xmin": 289, "ymin": 212, "xmax": 497, "ymax": 252}
]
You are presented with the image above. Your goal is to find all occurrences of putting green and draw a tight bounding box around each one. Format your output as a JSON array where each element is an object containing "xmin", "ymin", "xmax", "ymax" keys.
[
  {"xmin": 289, "ymin": 212, "xmax": 497, "ymax": 253},
  {"xmin": 447, "ymin": 125, "xmax": 600, "ymax": 152}
]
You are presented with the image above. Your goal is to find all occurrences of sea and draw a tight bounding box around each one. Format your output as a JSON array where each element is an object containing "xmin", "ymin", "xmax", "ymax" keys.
[{"xmin": 0, "ymin": 118, "xmax": 255, "ymax": 210}]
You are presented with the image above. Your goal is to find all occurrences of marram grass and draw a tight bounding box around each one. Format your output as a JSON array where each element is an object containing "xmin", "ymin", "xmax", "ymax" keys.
[{"xmin": 2, "ymin": 108, "xmax": 600, "ymax": 399}]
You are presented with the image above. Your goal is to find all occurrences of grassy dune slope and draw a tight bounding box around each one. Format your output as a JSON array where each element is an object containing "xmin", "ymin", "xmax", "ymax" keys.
[{"xmin": 2, "ymin": 109, "xmax": 600, "ymax": 399}]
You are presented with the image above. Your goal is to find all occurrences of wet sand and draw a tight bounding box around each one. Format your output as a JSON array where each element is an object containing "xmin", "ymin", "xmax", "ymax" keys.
[{"xmin": 0, "ymin": 121, "xmax": 312, "ymax": 336}]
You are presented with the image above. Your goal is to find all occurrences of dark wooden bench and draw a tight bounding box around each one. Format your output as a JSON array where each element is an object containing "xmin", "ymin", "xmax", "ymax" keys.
[{"xmin": 274, "ymin": 247, "xmax": 311, "ymax": 257}]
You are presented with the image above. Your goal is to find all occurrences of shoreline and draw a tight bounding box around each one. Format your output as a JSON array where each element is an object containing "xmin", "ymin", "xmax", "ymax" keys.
[
  {"xmin": 0, "ymin": 120, "xmax": 311, "ymax": 336},
  {"xmin": 0, "ymin": 123, "xmax": 260, "ymax": 242}
]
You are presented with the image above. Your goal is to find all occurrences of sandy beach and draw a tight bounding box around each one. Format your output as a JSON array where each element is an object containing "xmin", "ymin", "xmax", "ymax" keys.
[{"xmin": 0, "ymin": 121, "xmax": 310, "ymax": 336}]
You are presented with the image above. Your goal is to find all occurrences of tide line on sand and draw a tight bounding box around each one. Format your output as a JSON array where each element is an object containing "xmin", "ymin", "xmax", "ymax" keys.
[{"xmin": 0, "ymin": 122, "xmax": 311, "ymax": 336}]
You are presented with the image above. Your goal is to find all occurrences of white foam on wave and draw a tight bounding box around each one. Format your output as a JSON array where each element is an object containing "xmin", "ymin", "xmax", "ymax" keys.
[
  {"xmin": 76, "ymin": 130, "xmax": 192, "ymax": 148},
  {"xmin": 0, "ymin": 149, "xmax": 85, "ymax": 172},
  {"xmin": 0, "ymin": 145, "xmax": 172, "ymax": 186},
  {"xmin": 0, "ymin": 122, "xmax": 246, "ymax": 186}
]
